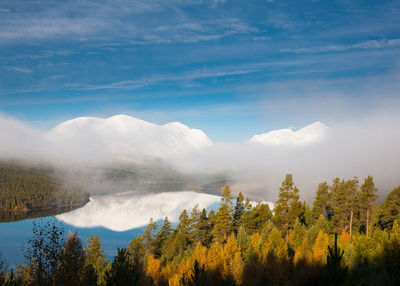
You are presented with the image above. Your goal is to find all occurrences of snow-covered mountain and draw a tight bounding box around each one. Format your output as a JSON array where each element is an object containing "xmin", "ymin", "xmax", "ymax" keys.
[
  {"xmin": 46, "ymin": 114, "xmax": 212, "ymax": 160},
  {"xmin": 250, "ymin": 121, "xmax": 329, "ymax": 146}
]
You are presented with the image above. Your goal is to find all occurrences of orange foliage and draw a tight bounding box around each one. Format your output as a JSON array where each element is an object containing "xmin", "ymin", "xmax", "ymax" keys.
[
  {"xmin": 312, "ymin": 230, "xmax": 330, "ymax": 263},
  {"xmin": 146, "ymin": 255, "xmax": 161, "ymax": 285}
]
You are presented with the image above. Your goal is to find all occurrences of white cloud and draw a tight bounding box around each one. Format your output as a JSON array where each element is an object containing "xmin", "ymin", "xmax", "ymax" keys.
[
  {"xmin": 281, "ymin": 38, "xmax": 400, "ymax": 54},
  {"xmin": 11, "ymin": 67, "xmax": 32, "ymax": 73},
  {"xmin": 250, "ymin": 121, "xmax": 329, "ymax": 145}
]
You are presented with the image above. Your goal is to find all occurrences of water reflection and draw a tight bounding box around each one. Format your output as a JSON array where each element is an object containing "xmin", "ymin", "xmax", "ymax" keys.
[
  {"xmin": 57, "ymin": 191, "xmax": 221, "ymax": 231},
  {"xmin": 0, "ymin": 206, "xmax": 82, "ymax": 223}
]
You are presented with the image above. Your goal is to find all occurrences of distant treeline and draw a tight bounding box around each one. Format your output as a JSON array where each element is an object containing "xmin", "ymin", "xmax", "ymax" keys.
[{"xmin": 0, "ymin": 163, "xmax": 89, "ymax": 212}]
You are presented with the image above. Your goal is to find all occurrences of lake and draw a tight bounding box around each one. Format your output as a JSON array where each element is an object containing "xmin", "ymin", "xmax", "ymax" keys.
[{"xmin": 0, "ymin": 190, "xmax": 221, "ymax": 268}]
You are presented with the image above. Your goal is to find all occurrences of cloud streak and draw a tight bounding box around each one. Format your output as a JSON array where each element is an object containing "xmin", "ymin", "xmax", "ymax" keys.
[{"xmin": 281, "ymin": 38, "xmax": 400, "ymax": 54}]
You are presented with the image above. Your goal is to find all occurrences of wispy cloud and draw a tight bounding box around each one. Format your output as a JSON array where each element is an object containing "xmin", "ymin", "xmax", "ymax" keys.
[
  {"xmin": 281, "ymin": 38, "xmax": 400, "ymax": 54},
  {"xmin": 83, "ymin": 69, "xmax": 255, "ymax": 91},
  {"xmin": 0, "ymin": 0, "xmax": 255, "ymax": 44},
  {"xmin": 10, "ymin": 67, "xmax": 32, "ymax": 73}
]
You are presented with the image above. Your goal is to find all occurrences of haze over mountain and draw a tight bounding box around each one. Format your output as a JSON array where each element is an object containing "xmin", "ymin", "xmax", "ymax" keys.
[
  {"xmin": 250, "ymin": 121, "xmax": 329, "ymax": 146},
  {"xmin": 47, "ymin": 114, "xmax": 212, "ymax": 161},
  {"xmin": 1, "ymin": 111, "xmax": 400, "ymax": 202}
]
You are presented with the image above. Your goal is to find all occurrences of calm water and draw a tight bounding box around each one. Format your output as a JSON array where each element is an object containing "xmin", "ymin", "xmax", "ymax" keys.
[
  {"xmin": 0, "ymin": 190, "xmax": 221, "ymax": 268},
  {"xmin": 0, "ymin": 217, "xmax": 143, "ymax": 268}
]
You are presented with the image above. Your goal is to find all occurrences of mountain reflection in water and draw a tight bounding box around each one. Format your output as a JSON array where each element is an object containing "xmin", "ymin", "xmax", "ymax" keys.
[{"xmin": 57, "ymin": 191, "xmax": 221, "ymax": 231}]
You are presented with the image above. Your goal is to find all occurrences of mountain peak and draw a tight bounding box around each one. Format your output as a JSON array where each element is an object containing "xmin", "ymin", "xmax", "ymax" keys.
[
  {"xmin": 250, "ymin": 121, "xmax": 329, "ymax": 146},
  {"xmin": 47, "ymin": 114, "xmax": 212, "ymax": 160}
]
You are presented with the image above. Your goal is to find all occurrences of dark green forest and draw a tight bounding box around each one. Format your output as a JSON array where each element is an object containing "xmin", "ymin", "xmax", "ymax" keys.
[
  {"xmin": 0, "ymin": 163, "xmax": 89, "ymax": 215},
  {"xmin": 1, "ymin": 174, "xmax": 400, "ymax": 285}
]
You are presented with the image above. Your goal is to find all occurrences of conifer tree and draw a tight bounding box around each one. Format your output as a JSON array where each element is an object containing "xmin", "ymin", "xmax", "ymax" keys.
[
  {"xmin": 196, "ymin": 209, "xmax": 212, "ymax": 246},
  {"xmin": 273, "ymin": 174, "xmax": 302, "ymax": 238},
  {"xmin": 54, "ymin": 232, "xmax": 85, "ymax": 286},
  {"xmin": 330, "ymin": 177, "xmax": 359, "ymax": 235},
  {"xmin": 84, "ymin": 234, "xmax": 107, "ymax": 285},
  {"xmin": 128, "ymin": 234, "xmax": 146, "ymax": 266},
  {"xmin": 143, "ymin": 218, "xmax": 158, "ymax": 254},
  {"xmin": 177, "ymin": 209, "xmax": 191, "ymax": 236},
  {"xmin": 233, "ymin": 192, "xmax": 245, "ymax": 234},
  {"xmin": 312, "ymin": 182, "xmax": 331, "ymax": 221},
  {"xmin": 190, "ymin": 205, "xmax": 202, "ymax": 243},
  {"xmin": 359, "ymin": 176, "xmax": 378, "ymax": 236},
  {"xmin": 155, "ymin": 217, "xmax": 172, "ymax": 257},
  {"xmin": 105, "ymin": 248, "xmax": 138, "ymax": 286},
  {"xmin": 377, "ymin": 186, "xmax": 400, "ymax": 230},
  {"xmin": 212, "ymin": 186, "xmax": 234, "ymax": 243}
]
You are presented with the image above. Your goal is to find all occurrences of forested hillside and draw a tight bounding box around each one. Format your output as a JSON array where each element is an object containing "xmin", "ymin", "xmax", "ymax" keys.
[
  {"xmin": 1, "ymin": 174, "xmax": 400, "ymax": 285},
  {"xmin": 0, "ymin": 163, "xmax": 89, "ymax": 212}
]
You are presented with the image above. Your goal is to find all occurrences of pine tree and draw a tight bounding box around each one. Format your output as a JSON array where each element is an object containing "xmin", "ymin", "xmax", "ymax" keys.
[
  {"xmin": 143, "ymin": 218, "xmax": 158, "ymax": 254},
  {"xmin": 54, "ymin": 232, "xmax": 85, "ymax": 286},
  {"xmin": 197, "ymin": 209, "xmax": 212, "ymax": 247},
  {"xmin": 330, "ymin": 177, "xmax": 359, "ymax": 235},
  {"xmin": 177, "ymin": 210, "xmax": 191, "ymax": 236},
  {"xmin": 155, "ymin": 217, "xmax": 172, "ymax": 257},
  {"xmin": 84, "ymin": 235, "xmax": 107, "ymax": 285},
  {"xmin": 377, "ymin": 186, "xmax": 400, "ymax": 230},
  {"xmin": 273, "ymin": 174, "xmax": 302, "ymax": 238},
  {"xmin": 190, "ymin": 205, "xmax": 202, "ymax": 243},
  {"xmin": 359, "ymin": 176, "xmax": 378, "ymax": 236},
  {"xmin": 233, "ymin": 192, "xmax": 245, "ymax": 234},
  {"xmin": 105, "ymin": 248, "xmax": 138, "ymax": 286},
  {"xmin": 312, "ymin": 182, "xmax": 331, "ymax": 221},
  {"xmin": 212, "ymin": 186, "xmax": 234, "ymax": 243}
]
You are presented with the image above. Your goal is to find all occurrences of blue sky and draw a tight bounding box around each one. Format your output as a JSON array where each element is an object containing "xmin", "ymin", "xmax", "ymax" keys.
[{"xmin": 0, "ymin": 0, "xmax": 399, "ymax": 141}]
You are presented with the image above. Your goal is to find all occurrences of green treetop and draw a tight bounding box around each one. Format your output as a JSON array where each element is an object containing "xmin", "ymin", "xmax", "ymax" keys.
[
  {"xmin": 273, "ymin": 174, "xmax": 302, "ymax": 238},
  {"xmin": 359, "ymin": 176, "xmax": 378, "ymax": 236},
  {"xmin": 312, "ymin": 182, "xmax": 331, "ymax": 222},
  {"xmin": 212, "ymin": 185, "xmax": 234, "ymax": 243}
]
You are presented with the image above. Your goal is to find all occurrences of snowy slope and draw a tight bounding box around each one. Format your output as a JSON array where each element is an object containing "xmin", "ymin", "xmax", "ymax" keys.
[
  {"xmin": 250, "ymin": 121, "xmax": 329, "ymax": 146},
  {"xmin": 46, "ymin": 114, "xmax": 212, "ymax": 160}
]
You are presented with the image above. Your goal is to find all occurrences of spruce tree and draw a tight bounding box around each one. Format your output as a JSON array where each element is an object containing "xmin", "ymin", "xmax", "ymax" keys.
[
  {"xmin": 377, "ymin": 186, "xmax": 400, "ymax": 230},
  {"xmin": 143, "ymin": 218, "xmax": 158, "ymax": 254},
  {"xmin": 233, "ymin": 192, "xmax": 245, "ymax": 234},
  {"xmin": 54, "ymin": 232, "xmax": 85, "ymax": 286},
  {"xmin": 105, "ymin": 248, "xmax": 138, "ymax": 286},
  {"xmin": 359, "ymin": 176, "xmax": 378, "ymax": 236},
  {"xmin": 273, "ymin": 174, "xmax": 302, "ymax": 238},
  {"xmin": 84, "ymin": 234, "xmax": 107, "ymax": 285},
  {"xmin": 155, "ymin": 217, "xmax": 172, "ymax": 257},
  {"xmin": 212, "ymin": 186, "xmax": 234, "ymax": 243},
  {"xmin": 312, "ymin": 182, "xmax": 331, "ymax": 221},
  {"xmin": 177, "ymin": 209, "xmax": 191, "ymax": 236}
]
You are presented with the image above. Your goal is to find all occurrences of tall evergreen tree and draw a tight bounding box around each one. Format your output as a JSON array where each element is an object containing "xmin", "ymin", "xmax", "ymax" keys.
[
  {"xmin": 196, "ymin": 209, "xmax": 212, "ymax": 246},
  {"xmin": 312, "ymin": 182, "xmax": 331, "ymax": 221},
  {"xmin": 105, "ymin": 248, "xmax": 138, "ymax": 286},
  {"xmin": 177, "ymin": 209, "xmax": 191, "ymax": 236},
  {"xmin": 273, "ymin": 174, "xmax": 302, "ymax": 238},
  {"xmin": 190, "ymin": 205, "xmax": 203, "ymax": 244},
  {"xmin": 330, "ymin": 177, "xmax": 360, "ymax": 235},
  {"xmin": 377, "ymin": 186, "xmax": 400, "ymax": 230},
  {"xmin": 54, "ymin": 232, "xmax": 85, "ymax": 286},
  {"xmin": 359, "ymin": 176, "xmax": 378, "ymax": 236},
  {"xmin": 155, "ymin": 217, "xmax": 172, "ymax": 257},
  {"xmin": 212, "ymin": 186, "xmax": 234, "ymax": 243},
  {"xmin": 233, "ymin": 192, "xmax": 245, "ymax": 234},
  {"xmin": 84, "ymin": 234, "xmax": 107, "ymax": 285},
  {"xmin": 143, "ymin": 218, "xmax": 158, "ymax": 254}
]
